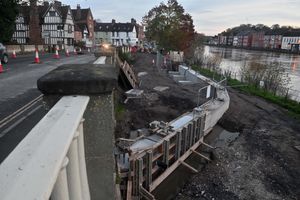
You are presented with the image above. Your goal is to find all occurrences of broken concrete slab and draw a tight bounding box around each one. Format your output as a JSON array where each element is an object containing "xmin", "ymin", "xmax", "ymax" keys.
[
  {"xmin": 153, "ymin": 86, "xmax": 169, "ymax": 92},
  {"xmin": 37, "ymin": 64, "xmax": 118, "ymax": 95},
  {"xmin": 138, "ymin": 72, "xmax": 148, "ymax": 77}
]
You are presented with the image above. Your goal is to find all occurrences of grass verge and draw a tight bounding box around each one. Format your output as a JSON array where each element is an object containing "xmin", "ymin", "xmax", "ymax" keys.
[{"xmin": 192, "ymin": 65, "xmax": 300, "ymax": 119}]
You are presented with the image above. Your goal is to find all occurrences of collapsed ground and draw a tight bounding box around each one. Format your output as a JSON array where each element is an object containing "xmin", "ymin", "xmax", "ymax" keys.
[{"xmin": 115, "ymin": 53, "xmax": 300, "ymax": 200}]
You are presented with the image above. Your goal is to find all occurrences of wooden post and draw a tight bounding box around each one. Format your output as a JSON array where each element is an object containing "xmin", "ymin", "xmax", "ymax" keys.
[
  {"xmin": 145, "ymin": 151, "xmax": 153, "ymax": 190},
  {"xmin": 188, "ymin": 123, "xmax": 193, "ymax": 148},
  {"xmin": 195, "ymin": 117, "xmax": 201, "ymax": 141},
  {"xmin": 182, "ymin": 127, "xmax": 188, "ymax": 152},
  {"xmin": 175, "ymin": 131, "xmax": 182, "ymax": 160},
  {"xmin": 193, "ymin": 120, "xmax": 198, "ymax": 145},
  {"xmin": 140, "ymin": 185, "xmax": 156, "ymax": 200},
  {"xmin": 132, "ymin": 158, "xmax": 143, "ymax": 197},
  {"xmin": 199, "ymin": 115, "xmax": 206, "ymax": 138},
  {"xmin": 163, "ymin": 139, "xmax": 170, "ymax": 166}
]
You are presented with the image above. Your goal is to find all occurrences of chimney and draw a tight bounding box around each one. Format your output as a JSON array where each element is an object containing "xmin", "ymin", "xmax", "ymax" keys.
[
  {"xmin": 44, "ymin": 1, "xmax": 49, "ymax": 7},
  {"xmin": 131, "ymin": 18, "xmax": 136, "ymax": 24},
  {"xmin": 112, "ymin": 19, "xmax": 116, "ymax": 24},
  {"xmin": 54, "ymin": 1, "xmax": 62, "ymax": 7},
  {"xmin": 76, "ymin": 4, "xmax": 81, "ymax": 19},
  {"xmin": 29, "ymin": 0, "xmax": 42, "ymax": 45}
]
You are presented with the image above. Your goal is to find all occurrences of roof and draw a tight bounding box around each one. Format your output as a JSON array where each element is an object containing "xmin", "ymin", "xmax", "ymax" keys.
[
  {"xmin": 71, "ymin": 8, "xmax": 91, "ymax": 22},
  {"xmin": 53, "ymin": 5, "xmax": 71, "ymax": 23},
  {"xmin": 95, "ymin": 22, "xmax": 135, "ymax": 32},
  {"xmin": 17, "ymin": 3, "xmax": 72, "ymax": 24},
  {"xmin": 17, "ymin": 6, "xmax": 30, "ymax": 24}
]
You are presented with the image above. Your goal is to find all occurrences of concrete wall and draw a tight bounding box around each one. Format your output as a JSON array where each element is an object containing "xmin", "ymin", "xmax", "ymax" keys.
[
  {"xmin": 84, "ymin": 94, "xmax": 116, "ymax": 200},
  {"xmin": 6, "ymin": 45, "xmax": 37, "ymax": 53},
  {"xmin": 177, "ymin": 65, "xmax": 230, "ymax": 134}
]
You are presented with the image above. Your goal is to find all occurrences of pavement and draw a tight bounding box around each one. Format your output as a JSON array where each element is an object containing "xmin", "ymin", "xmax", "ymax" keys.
[{"xmin": 0, "ymin": 52, "xmax": 96, "ymax": 163}]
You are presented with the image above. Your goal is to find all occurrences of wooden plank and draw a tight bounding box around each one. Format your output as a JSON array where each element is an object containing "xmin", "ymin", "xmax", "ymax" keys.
[
  {"xmin": 200, "ymin": 141, "xmax": 215, "ymax": 149},
  {"xmin": 126, "ymin": 180, "xmax": 132, "ymax": 200},
  {"xmin": 180, "ymin": 161, "xmax": 198, "ymax": 173},
  {"xmin": 140, "ymin": 186, "xmax": 156, "ymax": 200},
  {"xmin": 149, "ymin": 140, "xmax": 201, "ymax": 192},
  {"xmin": 191, "ymin": 150, "xmax": 211, "ymax": 161}
]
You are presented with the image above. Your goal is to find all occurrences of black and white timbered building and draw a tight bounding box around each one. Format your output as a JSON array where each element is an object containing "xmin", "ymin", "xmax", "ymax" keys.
[
  {"xmin": 11, "ymin": 1, "xmax": 75, "ymax": 48},
  {"xmin": 11, "ymin": 7, "xmax": 30, "ymax": 44},
  {"xmin": 41, "ymin": 2, "xmax": 75, "ymax": 48}
]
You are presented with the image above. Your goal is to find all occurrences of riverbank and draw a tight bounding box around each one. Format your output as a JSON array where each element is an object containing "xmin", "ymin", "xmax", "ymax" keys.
[
  {"xmin": 191, "ymin": 65, "xmax": 300, "ymax": 119},
  {"xmin": 115, "ymin": 53, "xmax": 300, "ymax": 200},
  {"xmin": 207, "ymin": 44, "xmax": 300, "ymax": 55},
  {"xmin": 176, "ymin": 85, "xmax": 300, "ymax": 200}
]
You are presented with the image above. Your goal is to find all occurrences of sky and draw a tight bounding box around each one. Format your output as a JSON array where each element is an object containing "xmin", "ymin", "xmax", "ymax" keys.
[{"xmin": 62, "ymin": 0, "xmax": 300, "ymax": 36}]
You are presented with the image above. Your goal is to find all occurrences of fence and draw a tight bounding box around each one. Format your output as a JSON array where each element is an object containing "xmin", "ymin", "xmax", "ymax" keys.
[{"xmin": 0, "ymin": 96, "xmax": 91, "ymax": 200}]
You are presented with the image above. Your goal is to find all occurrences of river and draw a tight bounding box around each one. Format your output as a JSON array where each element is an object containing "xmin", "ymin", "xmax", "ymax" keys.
[{"xmin": 203, "ymin": 46, "xmax": 300, "ymax": 100}]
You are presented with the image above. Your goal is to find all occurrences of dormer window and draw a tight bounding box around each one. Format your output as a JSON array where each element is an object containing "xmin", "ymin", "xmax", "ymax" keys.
[{"xmin": 49, "ymin": 11, "xmax": 56, "ymax": 16}]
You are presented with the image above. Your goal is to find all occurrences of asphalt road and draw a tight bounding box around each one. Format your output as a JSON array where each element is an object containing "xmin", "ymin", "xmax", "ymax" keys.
[{"xmin": 0, "ymin": 52, "xmax": 96, "ymax": 163}]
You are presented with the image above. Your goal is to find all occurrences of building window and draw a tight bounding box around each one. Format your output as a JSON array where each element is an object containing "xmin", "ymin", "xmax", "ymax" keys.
[
  {"xmin": 68, "ymin": 25, "xmax": 72, "ymax": 33},
  {"xmin": 49, "ymin": 11, "xmax": 56, "ymax": 16}
]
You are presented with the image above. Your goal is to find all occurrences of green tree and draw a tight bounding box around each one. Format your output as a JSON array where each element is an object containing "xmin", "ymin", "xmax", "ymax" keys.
[
  {"xmin": 143, "ymin": 0, "xmax": 195, "ymax": 51},
  {"xmin": 0, "ymin": 0, "xmax": 19, "ymax": 43}
]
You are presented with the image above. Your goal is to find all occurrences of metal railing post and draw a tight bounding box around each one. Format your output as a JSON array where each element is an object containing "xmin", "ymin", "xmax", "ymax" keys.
[
  {"xmin": 67, "ymin": 131, "xmax": 82, "ymax": 200},
  {"xmin": 77, "ymin": 119, "xmax": 91, "ymax": 200},
  {"xmin": 52, "ymin": 157, "xmax": 70, "ymax": 200}
]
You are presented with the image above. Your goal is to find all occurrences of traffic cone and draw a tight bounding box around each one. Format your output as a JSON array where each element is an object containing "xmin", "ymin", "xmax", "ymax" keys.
[
  {"xmin": 12, "ymin": 50, "xmax": 17, "ymax": 58},
  {"xmin": 0, "ymin": 60, "xmax": 3, "ymax": 73},
  {"xmin": 54, "ymin": 48, "xmax": 60, "ymax": 59},
  {"xmin": 73, "ymin": 48, "xmax": 77, "ymax": 55},
  {"xmin": 34, "ymin": 49, "xmax": 40, "ymax": 64},
  {"xmin": 65, "ymin": 49, "xmax": 70, "ymax": 57}
]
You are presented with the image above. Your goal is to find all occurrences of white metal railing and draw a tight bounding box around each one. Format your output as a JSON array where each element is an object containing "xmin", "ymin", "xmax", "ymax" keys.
[{"xmin": 0, "ymin": 96, "xmax": 90, "ymax": 200}]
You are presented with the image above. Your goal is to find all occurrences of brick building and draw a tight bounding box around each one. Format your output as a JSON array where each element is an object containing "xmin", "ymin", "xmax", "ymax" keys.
[{"xmin": 71, "ymin": 5, "xmax": 94, "ymax": 48}]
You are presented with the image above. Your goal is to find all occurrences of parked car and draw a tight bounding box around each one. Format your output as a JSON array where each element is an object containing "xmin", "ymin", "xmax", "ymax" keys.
[{"xmin": 0, "ymin": 43, "xmax": 8, "ymax": 64}]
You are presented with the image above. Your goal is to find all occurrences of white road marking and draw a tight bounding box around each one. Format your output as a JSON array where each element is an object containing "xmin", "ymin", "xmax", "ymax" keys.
[
  {"xmin": 0, "ymin": 105, "xmax": 43, "ymax": 138},
  {"xmin": 93, "ymin": 56, "xmax": 106, "ymax": 64}
]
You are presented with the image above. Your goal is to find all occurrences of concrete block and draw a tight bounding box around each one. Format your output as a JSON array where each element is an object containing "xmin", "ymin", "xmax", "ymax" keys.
[{"xmin": 37, "ymin": 64, "xmax": 118, "ymax": 95}]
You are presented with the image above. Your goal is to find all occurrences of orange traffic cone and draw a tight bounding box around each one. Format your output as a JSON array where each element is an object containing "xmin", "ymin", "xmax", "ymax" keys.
[
  {"xmin": 34, "ymin": 49, "xmax": 40, "ymax": 63},
  {"xmin": 65, "ymin": 49, "xmax": 70, "ymax": 57},
  {"xmin": 0, "ymin": 60, "xmax": 3, "ymax": 73},
  {"xmin": 54, "ymin": 48, "xmax": 60, "ymax": 59},
  {"xmin": 12, "ymin": 50, "xmax": 17, "ymax": 58}
]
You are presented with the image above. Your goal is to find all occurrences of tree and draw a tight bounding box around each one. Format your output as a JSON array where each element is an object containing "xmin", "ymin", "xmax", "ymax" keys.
[
  {"xmin": 143, "ymin": 0, "xmax": 195, "ymax": 51},
  {"xmin": 0, "ymin": 0, "xmax": 19, "ymax": 43}
]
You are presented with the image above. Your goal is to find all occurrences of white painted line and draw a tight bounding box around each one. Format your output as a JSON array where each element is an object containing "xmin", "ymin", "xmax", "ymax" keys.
[
  {"xmin": 0, "ymin": 105, "xmax": 43, "ymax": 138},
  {"xmin": 93, "ymin": 56, "xmax": 106, "ymax": 64}
]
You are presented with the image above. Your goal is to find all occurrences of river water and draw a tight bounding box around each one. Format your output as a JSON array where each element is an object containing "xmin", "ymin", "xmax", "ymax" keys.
[{"xmin": 203, "ymin": 46, "xmax": 300, "ymax": 99}]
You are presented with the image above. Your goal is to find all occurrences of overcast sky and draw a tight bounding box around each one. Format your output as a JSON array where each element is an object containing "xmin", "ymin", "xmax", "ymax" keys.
[{"xmin": 62, "ymin": 0, "xmax": 300, "ymax": 36}]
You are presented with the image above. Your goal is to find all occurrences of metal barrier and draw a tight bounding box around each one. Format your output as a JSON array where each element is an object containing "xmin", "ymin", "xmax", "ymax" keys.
[{"xmin": 0, "ymin": 96, "xmax": 90, "ymax": 200}]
